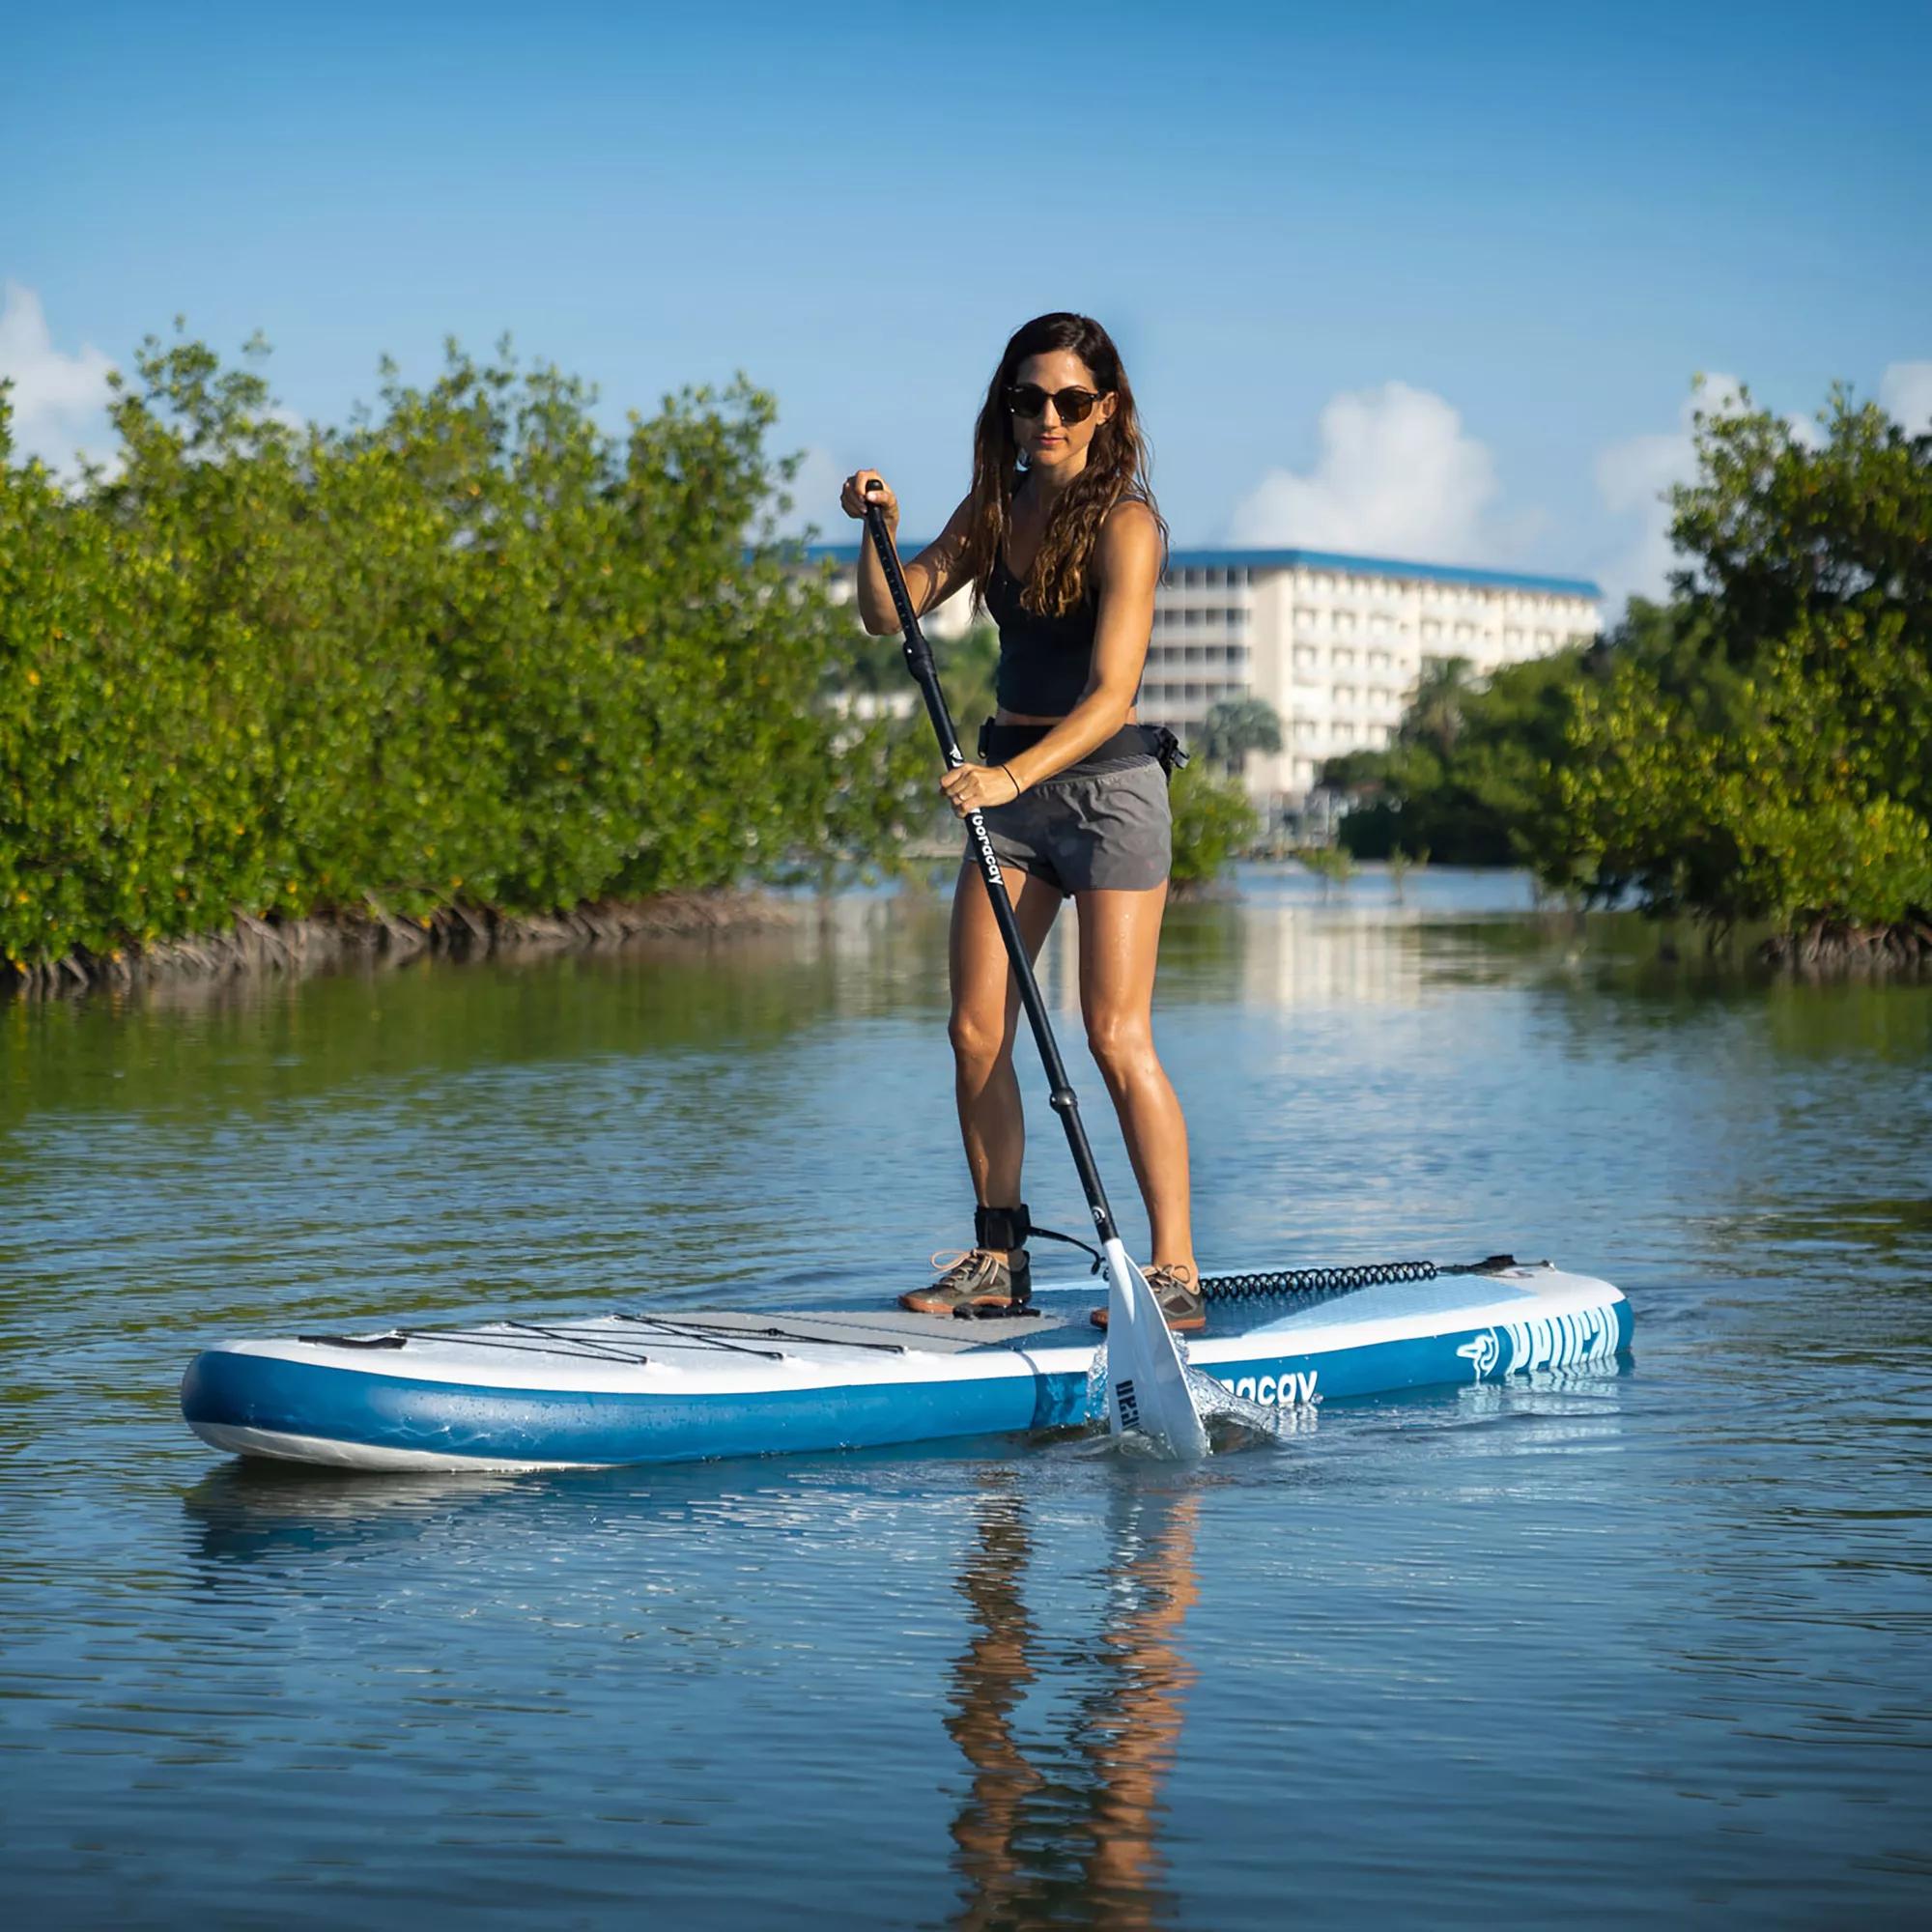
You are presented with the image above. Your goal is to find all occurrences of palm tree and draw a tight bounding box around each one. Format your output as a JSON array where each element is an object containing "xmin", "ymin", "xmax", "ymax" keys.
[
  {"xmin": 1400, "ymin": 656, "xmax": 1475, "ymax": 756},
  {"xmin": 1198, "ymin": 696, "xmax": 1283, "ymax": 774}
]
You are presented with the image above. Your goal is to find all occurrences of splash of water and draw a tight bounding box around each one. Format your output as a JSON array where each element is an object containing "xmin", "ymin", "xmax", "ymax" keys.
[
  {"xmin": 1185, "ymin": 1365, "xmax": 1320, "ymax": 1450},
  {"xmin": 1078, "ymin": 1339, "xmax": 1316, "ymax": 1458},
  {"xmin": 1084, "ymin": 1343, "xmax": 1109, "ymax": 1423}
]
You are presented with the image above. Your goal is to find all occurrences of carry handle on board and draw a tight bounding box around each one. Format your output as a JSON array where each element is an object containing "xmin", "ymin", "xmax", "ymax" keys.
[{"xmin": 860, "ymin": 486, "xmax": 1208, "ymax": 1459}]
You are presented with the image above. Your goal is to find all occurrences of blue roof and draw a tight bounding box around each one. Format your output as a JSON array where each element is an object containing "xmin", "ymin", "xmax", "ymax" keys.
[
  {"xmin": 1165, "ymin": 548, "xmax": 1601, "ymax": 600},
  {"xmin": 799, "ymin": 542, "xmax": 1600, "ymax": 601}
]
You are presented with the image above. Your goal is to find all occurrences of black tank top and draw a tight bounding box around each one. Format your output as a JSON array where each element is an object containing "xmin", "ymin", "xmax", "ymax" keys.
[{"xmin": 986, "ymin": 549, "xmax": 1101, "ymax": 716}]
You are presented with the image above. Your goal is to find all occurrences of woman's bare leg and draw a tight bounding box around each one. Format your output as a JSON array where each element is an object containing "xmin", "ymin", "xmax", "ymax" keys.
[
  {"xmin": 949, "ymin": 861, "xmax": 1064, "ymax": 1229},
  {"xmin": 1075, "ymin": 884, "xmax": 1196, "ymax": 1278}
]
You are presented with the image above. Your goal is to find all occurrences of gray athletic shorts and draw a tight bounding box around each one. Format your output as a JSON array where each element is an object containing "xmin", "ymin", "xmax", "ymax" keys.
[{"xmin": 971, "ymin": 757, "xmax": 1172, "ymax": 897}]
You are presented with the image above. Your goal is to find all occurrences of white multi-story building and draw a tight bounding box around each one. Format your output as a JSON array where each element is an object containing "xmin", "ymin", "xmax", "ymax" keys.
[
  {"xmin": 814, "ymin": 544, "xmax": 982, "ymax": 641},
  {"xmin": 1144, "ymin": 549, "xmax": 1602, "ymax": 803},
  {"xmin": 811, "ymin": 544, "xmax": 1602, "ymax": 805}
]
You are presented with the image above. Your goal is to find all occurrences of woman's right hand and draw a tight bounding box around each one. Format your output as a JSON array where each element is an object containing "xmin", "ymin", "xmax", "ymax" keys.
[{"xmin": 840, "ymin": 469, "xmax": 897, "ymax": 527}]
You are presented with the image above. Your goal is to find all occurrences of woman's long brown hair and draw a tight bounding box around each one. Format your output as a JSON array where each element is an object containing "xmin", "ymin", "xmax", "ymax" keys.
[{"xmin": 966, "ymin": 313, "xmax": 1168, "ymax": 618}]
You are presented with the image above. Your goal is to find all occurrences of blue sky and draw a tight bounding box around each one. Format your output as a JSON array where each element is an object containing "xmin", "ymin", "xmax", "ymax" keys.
[{"xmin": 4, "ymin": 0, "xmax": 1927, "ymax": 606}]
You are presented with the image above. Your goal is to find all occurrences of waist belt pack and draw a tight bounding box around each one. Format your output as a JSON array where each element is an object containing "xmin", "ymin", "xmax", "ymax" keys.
[{"xmin": 978, "ymin": 719, "xmax": 1190, "ymax": 781}]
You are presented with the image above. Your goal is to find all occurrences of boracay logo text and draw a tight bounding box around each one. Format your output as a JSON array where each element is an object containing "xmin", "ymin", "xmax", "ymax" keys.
[{"xmin": 1212, "ymin": 1370, "xmax": 1318, "ymax": 1406}]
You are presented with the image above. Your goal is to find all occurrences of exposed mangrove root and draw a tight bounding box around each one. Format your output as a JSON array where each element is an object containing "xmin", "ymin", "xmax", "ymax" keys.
[
  {"xmin": 2, "ymin": 892, "xmax": 793, "ymax": 1000},
  {"xmin": 1757, "ymin": 918, "xmax": 1932, "ymax": 976}
]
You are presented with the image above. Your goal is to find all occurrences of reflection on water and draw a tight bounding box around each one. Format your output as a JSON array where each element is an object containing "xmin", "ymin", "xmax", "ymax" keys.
[
  {"xmin": 180, "ymin": 1461, "xmax": 539, "ymax": 1569},
  {"xmin": 947, "ymin": 1473, "xmax": 1199, "ymax": 1931},
  {"xmin": 4, "ymin": 871, "xmax": 1930, "ymax": 1925}
]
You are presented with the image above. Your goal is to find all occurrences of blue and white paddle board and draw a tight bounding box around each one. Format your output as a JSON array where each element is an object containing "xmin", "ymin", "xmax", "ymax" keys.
[{"xmin": 180, "ymin": 1258, "xmax": 1632, "ymax": 1472}]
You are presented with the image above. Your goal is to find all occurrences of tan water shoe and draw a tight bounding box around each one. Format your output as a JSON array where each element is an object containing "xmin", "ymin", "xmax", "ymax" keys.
[
  {"xmin": 900, "ymin": 1247, "xmax": 1032, "ymax": 1317},
  {"xmin": 1090, "ymin": 1263, "xmax": 1206, "ymax": 1333}
]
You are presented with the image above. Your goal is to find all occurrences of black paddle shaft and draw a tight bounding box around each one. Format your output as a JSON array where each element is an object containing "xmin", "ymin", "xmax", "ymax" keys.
[{"xmin": 861, "ymin": 494, "xmax": 1121, "ymax": 1250}]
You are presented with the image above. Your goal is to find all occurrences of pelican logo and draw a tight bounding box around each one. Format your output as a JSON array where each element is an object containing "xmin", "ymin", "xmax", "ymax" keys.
[
  {"xmin": 1457, "ymin": 1330, "xmax": 1501, "ymax": 1378},
  {"xmin": 1115, "ymin": 1378, "xmax": 1140, "ymax": 1430}
]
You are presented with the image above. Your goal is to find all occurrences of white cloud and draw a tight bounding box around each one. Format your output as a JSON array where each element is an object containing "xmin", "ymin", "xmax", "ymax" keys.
[
  {"xmin": 1880, "ymin": 360, "xmax": 1932, "ymax": 431},
  {"xmin": 771, "ymin": 442, "xmax": 851, "ymax": 541},
  {"xmin": 0, "ymin": 282, "xmax": 117, "ymax": 469},
  {"xmin": 1591, "ymin": 374, "xmax": 1749, "ymax": 609},
  {"xmin": 1227, "ymin": 382, "xmax": 1534, "ymax": 563}
]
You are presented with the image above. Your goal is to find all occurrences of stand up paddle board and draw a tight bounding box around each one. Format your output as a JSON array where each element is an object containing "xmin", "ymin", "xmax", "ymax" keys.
[{"xmin": 181, "ymin": 1256, "xmax": 1633, "ymax": 1472}]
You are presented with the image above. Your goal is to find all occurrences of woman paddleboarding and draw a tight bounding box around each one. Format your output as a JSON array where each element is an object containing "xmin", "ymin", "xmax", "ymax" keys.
[{"xmin": 841, "ymin": 312, "xmax": 1202, "ymax": 1333}]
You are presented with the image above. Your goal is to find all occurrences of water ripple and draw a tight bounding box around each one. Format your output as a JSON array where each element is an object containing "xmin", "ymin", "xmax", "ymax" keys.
[{"xmin": 4, "ymin": 877, "xmax": 1930, "ymax": 1926}]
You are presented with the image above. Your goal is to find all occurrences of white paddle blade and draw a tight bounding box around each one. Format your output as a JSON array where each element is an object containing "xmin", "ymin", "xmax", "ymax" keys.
[{"xmin": 1102, "ymin": 1238, "xmax": 1209, "ymax": 1460}]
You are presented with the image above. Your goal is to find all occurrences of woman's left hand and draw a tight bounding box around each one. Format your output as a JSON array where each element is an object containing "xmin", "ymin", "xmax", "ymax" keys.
[{"xmin": 940, "ymin": 762, "xmax": 1021, "ymax": 818}]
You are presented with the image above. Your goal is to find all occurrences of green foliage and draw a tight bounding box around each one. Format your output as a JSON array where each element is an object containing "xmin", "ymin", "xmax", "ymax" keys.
[
  {"xmin": 1296, "ymin": 844, "xmax": 1352, "ymax": 884},
  {"xmin": 1330, "ymin": 650, "xmax": 1586, "ymax": 868},
  {"xmin": 1549, "ymin": 386, "xmax": 1932, "ymax": 933},
  {"xmin": 0, "ymin": 330, "xmax": 923, "ymax": 969},
  {"xmin": 1669, "ymin": 381, "xmax": 1931, "ymax": 671},
  {"xmin": 1168, "ymin": 766, "xmax": 1258, "ymax": 888},
  {"xmin": 1556, "ymin": 610, "xmax": 1932, "ymax": 928},
  {"xmin": 1323, "ymin": 380, "xmax": 1932, "ymax": 948}
]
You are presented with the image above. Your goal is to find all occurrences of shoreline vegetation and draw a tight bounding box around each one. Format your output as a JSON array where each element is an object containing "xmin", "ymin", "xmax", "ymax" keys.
[
  {"xmin": 5, "ymin": 340, "xmax": 1923, "ymax": 995},
  {"xmin": 0, "ymin": 330, "xmax": 928, "ymax": 999},
  {"xmin": 5, "ymin": 889, "xmax": 795, "ymax": 996},
  {"xmin": 1, "ymin": 329, "xmax": 1255, "ymax": 998},
  {"xmin": 1323, "ymin": 382, "xmax": 1931, "ymax": 971}
]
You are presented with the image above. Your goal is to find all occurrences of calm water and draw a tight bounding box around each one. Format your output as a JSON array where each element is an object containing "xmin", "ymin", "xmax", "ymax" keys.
[{"xmin": 4, "ymin": 867, "xmax": 1929, "ymax": 1928}]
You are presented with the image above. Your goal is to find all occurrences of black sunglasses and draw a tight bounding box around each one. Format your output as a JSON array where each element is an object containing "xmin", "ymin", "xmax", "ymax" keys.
[{"xmin": 1005, "ymin": 383, "xmax": 1106, "ymax": 425}]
